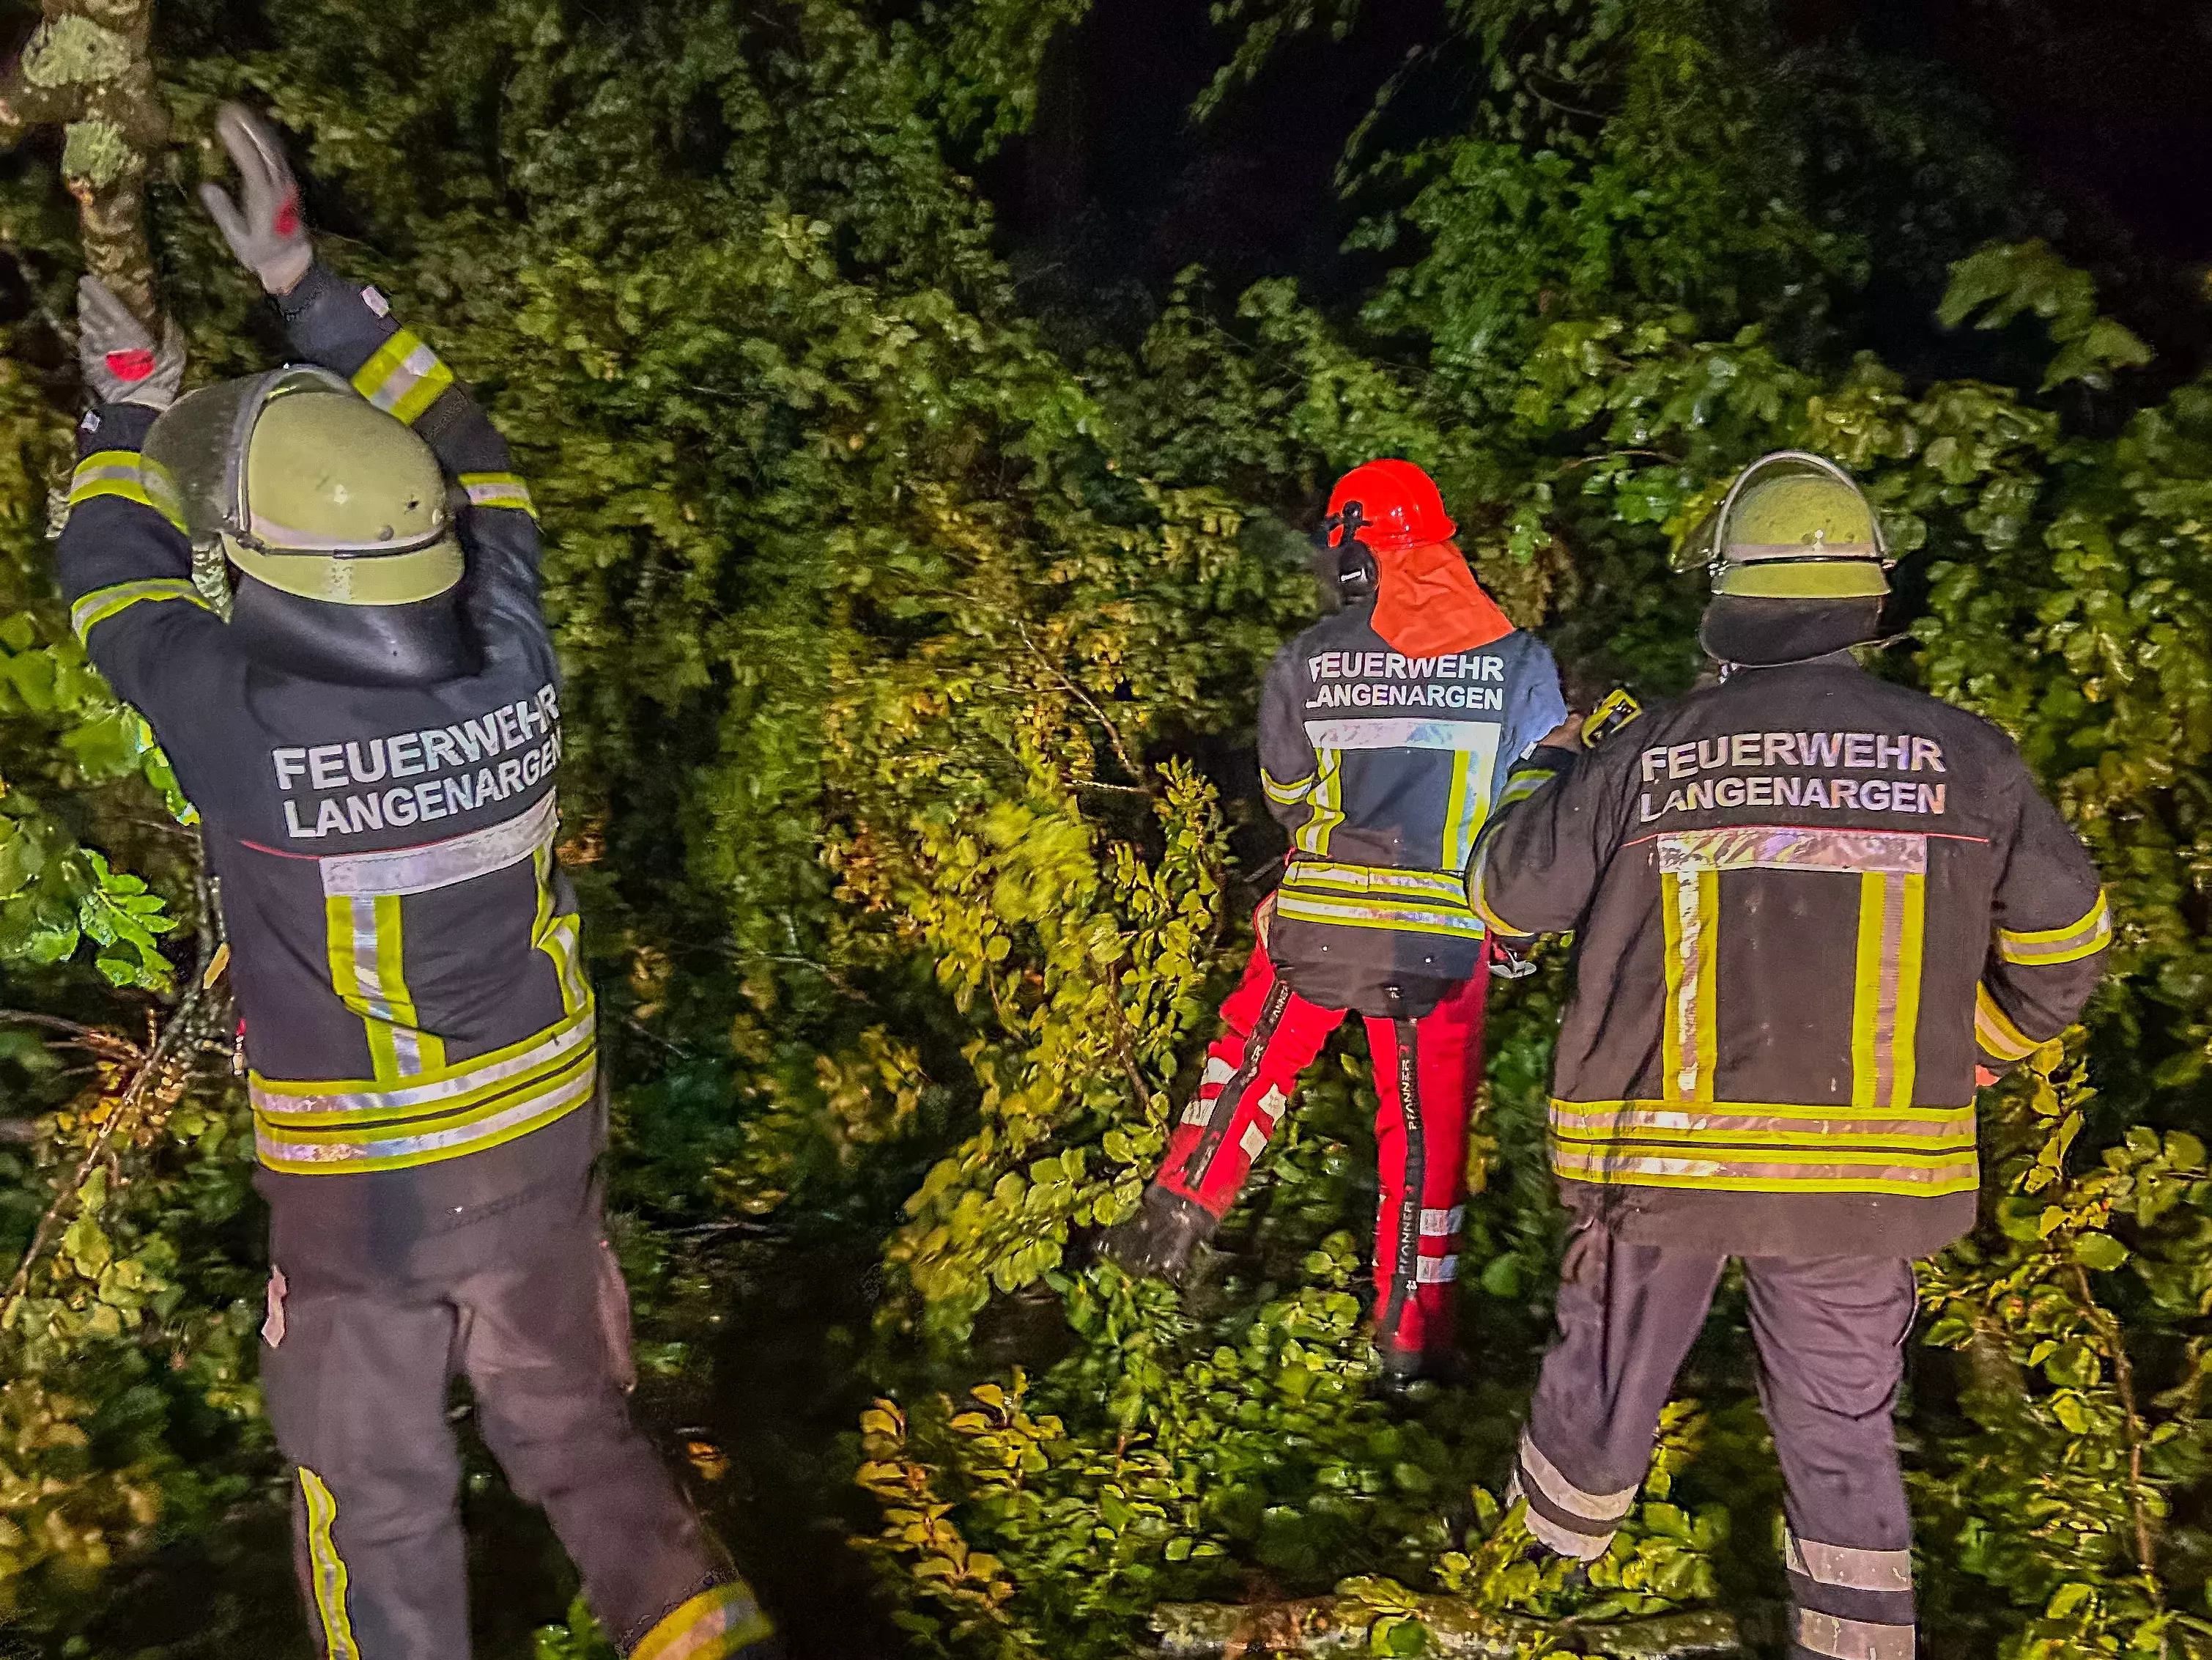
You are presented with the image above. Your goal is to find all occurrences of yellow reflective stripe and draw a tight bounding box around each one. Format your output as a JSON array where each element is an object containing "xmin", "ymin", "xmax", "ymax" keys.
[
  {"xmin": 1554, "ymin": 1123, "xmax": 1970, "ymax": 1151},
  {"xmin": 253, "ymin": 1008, "xmax": 599, "ymax": 1172},
  {"xmin": 352, "ymin": 329, "xmax": 454, "ymax": 425},
  {"xmin": 532, "ymin": 843, "xmax": 589, "ymax": 1016},
  {"xmin": 1440, "ymin": 747, "xmax": 1476, "ymax": 871},
  {"xmin": 1553, "ymin": 1135, "xmax": 1978, "ymax": 1196},
  {"xmin": 254, "ymin": 1056, "xmax": 594, "ymax": 1173},
  {"xmin": 1467, "ymin": 852, "xmax": 1530, "ymax": 936},
  {"xmin": 323, "ymin": 894, "xmax": 444, "ymax": 1082},
  {"xmin": 1494, "ymin": 761, "xmax": 1559, "ymax": 811},
  {"xmin": 459, "ymin": 471, "xmax": 537, "ymax": 518},
  {"xmin": 1997, "ymin": 890, "xmax": 2112, "ymax": 965},
  {"xmin": 1551, "ymin": 1100, "xmax": 1975, "ymax": 1149},
  {"xmin": 68, "ymin": 451, "xmax": 185, "ymax": 528},
  {"xmin": 1852, "ymin": 871, "xmax": 1924, "ymax": 1112},
  {"xmin": 251, "ymin": 1002, "xmax": 594, "ymax": 1107},
  {"xmin": 1661, "ymin": 869, "xmax": 1718, "ymax": 1102},
  {"xmin": 1975, "ymin": 984, "xmax": 2039, "ymax": 1061},
  {"xmin": 266, "ymin": 1044, "xmax": 594, "ymax": 1144},
  {"xmin": 1274, "ymin": 890, "xmax": 1487, "ymax": 939},
  {"xmin": 1260, "ymin": 767, "xmax": 1313, "ymax": 806},
  {"xmin": 68, "ymin": 578, "xmax": 210, "ymax": 642},
  {"xmin": 1893, "ymin": 874, "xmax": 1925, "ymax": 1109},
  {"xmin": 633, "ymin": 1580, "xmax": 777, "ymax": 1660},
  {"xmin": 1284, "ymin": 862, "xmax": 1467, "ymax": 901},
  {"xmin": 298, "ymin": 1468, "xmax": 361, "ymax": 1660},
  {"xmin": 1295, "ymin": 748, "xmax": 1343, "ymax": 856}
]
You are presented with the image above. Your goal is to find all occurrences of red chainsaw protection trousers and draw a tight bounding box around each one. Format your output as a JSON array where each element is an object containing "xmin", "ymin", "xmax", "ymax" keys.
[{"xmin": 1152, "ymin": 940, "xmax": 1487, "ymax": 1357}]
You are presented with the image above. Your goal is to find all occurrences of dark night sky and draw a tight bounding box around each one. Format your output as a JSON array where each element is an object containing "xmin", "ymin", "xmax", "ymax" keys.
[{"xmin": 984, "ymin": 0, "xmax": 2212, "ymax": 331}]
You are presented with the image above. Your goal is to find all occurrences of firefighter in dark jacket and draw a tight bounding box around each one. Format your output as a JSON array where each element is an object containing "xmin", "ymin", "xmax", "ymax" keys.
[
  {"xmin": 1103, "ymin": 459, "xmax": 1567, "ymax": 1383},
  {"xmin": 58, "ymin": 106, "xmax": 776, "ymax": 1660},
  {"xmin": 1468, "ymin": 451, "xmax": 2112, "ymax": 1660}
]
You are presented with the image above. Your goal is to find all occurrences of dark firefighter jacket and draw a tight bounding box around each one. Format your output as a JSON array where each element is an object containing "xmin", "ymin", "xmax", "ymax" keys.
[
  {"xmin": 1259, "ymin": 601, "xmax": 1566, "ymax": 1016},
  {"xmin": 56, "ymin": 264, "xmax": 596, "ymax": 1252},
  {"xmin": 1468, "ymin": 655, "xmax": 2110, "ymax": 1259}
]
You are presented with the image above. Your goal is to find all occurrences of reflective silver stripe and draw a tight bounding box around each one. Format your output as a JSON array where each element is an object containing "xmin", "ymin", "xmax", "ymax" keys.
[
  {"xmin": 1260, "ymin": 768, "xmax": 1312, "ymax": 805},
  {"xmin": 319, "ymin": 792, "xmax": 555, "ymax": 899},
  {"xmin": 337, "ymin": 894, "xmax": 423, "ymax": 1074},
  {"xmin": 355, "ymin": 332, "xmax": 453, "ymax": 422},
  {"xmin": 1202, "ymin": 1056, "xmax": 1237, "ymax": 1088},
  {"xmin": 1975, "ymin": 986, "xmax": 2038, "ymax": 1060},
  {"xmin": 256, "ymin": 1061, "xmax": 595, "ymax": 1168},
  {"xmin": 1517, "ymin": 1431, "xmax": 1637, "ymax": 1524},
  {"xmin": 1284, "ymin": 862, "xmax": 1467, "ymax": 901},
  {"xmin": 252, "ymin": 1008, "xmax": 596, "ymax": 1121},
  {"xmin": 1254, "ymin": 1085, "xmax": 1287, "ymax": 1125},
  {"xmin": 1180, "ymin": 1100, "xmax": 1210, "ymax": 1126},
  {"xmin": 634, "ymin": 1582, "xmax": 776, "ymax": 1660},
  {"xmin": 1302, "ymin": 718, "xmax": 1501, "ymax": 751},
  {"xmin": 1419, "ymin": 1206, "xmax": 1463, "ymax": 1236},
  {"xmin": 1664, "ymin": 869, "xmax": 1714, "ymax": 1100},
  {"xmin": 1275, "ymin": 892, "xmax": 1487, "ymax": 936},
  {"xmin": 1997, "ymin": 894, "xmax": 2112, "ymax": 964},
  {"xmin": 1795, "ymin": 1609, "xmax": 1915, "ymax": 1660},
  {"xmin": 1784, "ymin": 1529, "xmax": 1913, "ymax": 1593},
  {"xmin": 70, "ymin": 578, "xmax": 210, "ymax": 641},
  {"xmin": 1503, "ymin": 1473, "xmax": 1614, "ymax": 1561},
  {"xmin": 1659, "ymin": 825, "xmax": 1926, "ymax": 877},
  {"xmin": 1550, "ymin": 1101, "xmax": 1975, "ymax": 1148},
  {"xmin": 1239, "ymin": 1122, "xmax": 1268, "ymax": 1160},
  {"xmin": 1415, "ymin": 1254, "xmax": 1457, "ymax": 1283},
  {"xmin": 460, "ymin": 473, "xmax": 536, "ymax": 517},
  {"xmin": 1496, "ymin": 768, "xmax": 1556, "ymax": 807},
  {"xmin": 1553, "ymin": 1147, "xmax": 1978, "ymax": 1192},
  {"xmin": 69, "ymin": 458, "xmax": 147, "ymax": 500}
]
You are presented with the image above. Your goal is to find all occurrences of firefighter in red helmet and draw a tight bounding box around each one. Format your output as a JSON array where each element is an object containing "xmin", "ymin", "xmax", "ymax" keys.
[{"xmin": 1101, "ymin": 458, "xmax": 1567, "ymax": 1386}]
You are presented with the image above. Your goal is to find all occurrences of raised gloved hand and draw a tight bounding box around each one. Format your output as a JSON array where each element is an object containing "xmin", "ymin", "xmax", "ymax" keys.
[
  {"xmin": 198, "ymin": 103, "xmax": 313, "ymax": 295},
  {"xmin": 78, "ymin": 277, "xmax": 184, "ymax": 410}
]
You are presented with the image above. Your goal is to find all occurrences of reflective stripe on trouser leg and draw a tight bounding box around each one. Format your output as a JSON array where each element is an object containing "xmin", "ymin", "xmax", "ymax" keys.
[
  {"xmin": 1366, "ymin": 972, "xmax": 1484, "ymax": 1356},
  {"xmin": 456, "ymin": 1181, "xmax": 735, "ymax": 1650},
  {"xmin": 1745, "ymin": 1255, "xmax": 1917, "ymax": 1657},
  {"xmin": 1507, "ymin": 1428, "xmax": 1638, "ymax": 1559},
  {"xmin": 261, "ymin": 1255, "xmax": 470, "ymax": 1659},
  {"xmin": 1156, "ymin": 940, "xmax": 1345, "ymax": 1217},
  {"xmin": 1522, "ymin": 1236, "xmax": 1726, "ymax": 1560},
  {"xmin": 631, "ymin": 1581, "xmax": 777, "ymax": 1660},
  {"xmin": 1792, "ymin": 1610, "xmax": 1914, "ymax": 1659},
  {"xmin": 297, "ymin": 1467, "xmax": 362, "ymax": 1659}
]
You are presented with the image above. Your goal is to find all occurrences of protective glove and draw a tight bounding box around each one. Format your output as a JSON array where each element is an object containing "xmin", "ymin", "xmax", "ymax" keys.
[
  {"xmin": 1487, "ymin": 934, "xmax": 1540, "ymax": 980},
  {"xmin": 78, "ymin": 277, "xmax": 184, "ymax": 410},
  {"xmin": 1095, "ymin": 1186, "xmax": 1216, "ymax": 1284},
  {"xmin": 198, "ymin": 103, "xmax": 313, "ymax": 295}
]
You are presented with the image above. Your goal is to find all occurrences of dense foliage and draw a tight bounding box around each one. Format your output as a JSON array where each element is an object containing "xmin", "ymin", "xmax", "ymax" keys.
[{"xmin": 0, "ymin": 1, "xmax": 2207, "ymax": 1656}]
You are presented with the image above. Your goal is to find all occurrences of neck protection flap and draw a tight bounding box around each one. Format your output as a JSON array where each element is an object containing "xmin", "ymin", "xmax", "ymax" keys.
[{"xmin": 229, "ymin": 575, "xmax": 477, "ymax": 687}]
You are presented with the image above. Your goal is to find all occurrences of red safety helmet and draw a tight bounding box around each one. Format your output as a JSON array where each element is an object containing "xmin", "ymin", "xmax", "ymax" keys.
[{"xmin": 1324, "ymin": 459, "xmax": 1456, "ymax": 553}]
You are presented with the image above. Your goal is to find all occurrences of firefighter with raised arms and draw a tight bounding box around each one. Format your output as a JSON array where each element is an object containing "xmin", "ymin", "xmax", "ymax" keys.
[
  {"xmin": 1103, "ymin": 458, "xmax": 1567, "ymax": 1388},
  {"xmin": 1469, "ymin": 452, "xmax": 2112, "ymax": 1660},
  {"xmin": 57, "ymin": 106, "xmax": 777, "ymax": 1660}
]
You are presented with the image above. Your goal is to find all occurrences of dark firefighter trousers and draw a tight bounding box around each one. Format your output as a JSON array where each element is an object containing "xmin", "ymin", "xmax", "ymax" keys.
[
  {"xmin": 1512, "ymin": 1230, "xmax": 1917, "ymax": 1660},
  {"xmin": 260, "ymin": 1165, "xmax": 771, "ymax": 1659},
  {"xmin": 1153, "ymin": 939, "xmax": 1487, "ymax": 1357}
]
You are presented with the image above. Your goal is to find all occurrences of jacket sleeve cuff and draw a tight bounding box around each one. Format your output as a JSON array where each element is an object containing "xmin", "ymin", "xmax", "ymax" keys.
[
  {"xmin": 75, "ymin": 402, "xmax": 158, "ymax": 459},
  {"xmin": 275, "ymin": 259, "xmax": 401, "ymax": 380}
]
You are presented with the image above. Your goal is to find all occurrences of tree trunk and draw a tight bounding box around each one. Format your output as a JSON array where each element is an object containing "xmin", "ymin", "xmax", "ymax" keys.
[{"xmin": 0, "ymin": 0, "xmax": 169, "ymax": 325}]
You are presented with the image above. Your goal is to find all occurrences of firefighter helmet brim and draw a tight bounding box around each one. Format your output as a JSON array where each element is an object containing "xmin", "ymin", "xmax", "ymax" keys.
[
  {"xmin": 1678, "ymin": 451, "xmax": 1890, "ymax": 600},
  {"xmin": 144, "ymin": 365, "xmax": 462, "ymax": 607}
]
